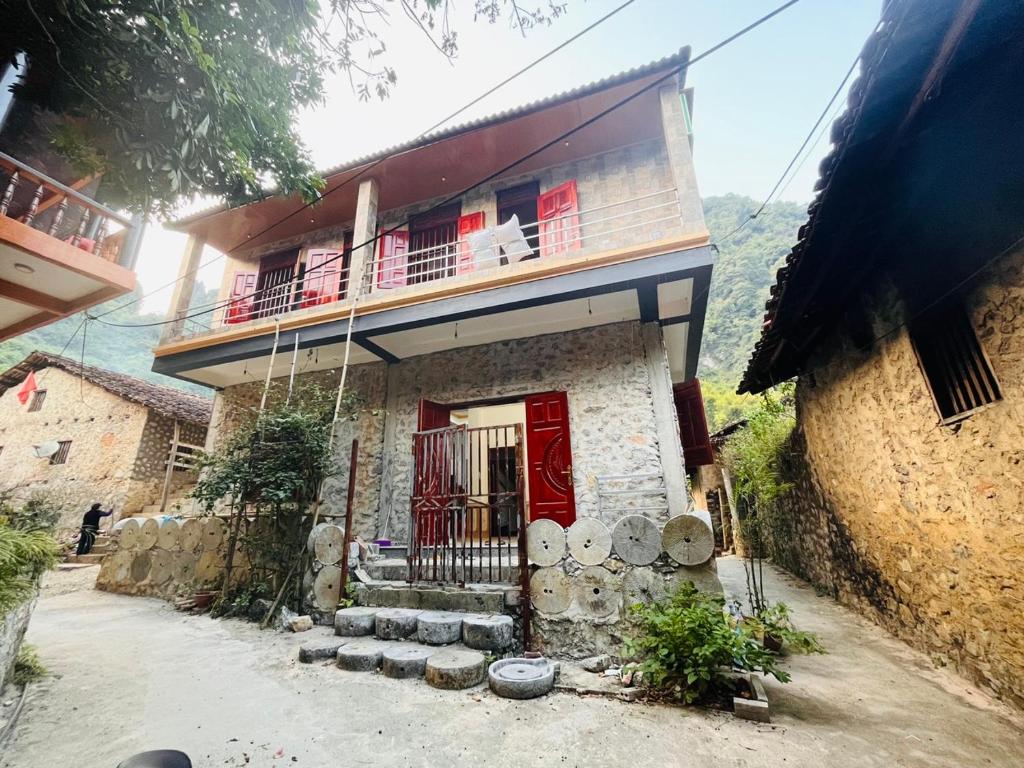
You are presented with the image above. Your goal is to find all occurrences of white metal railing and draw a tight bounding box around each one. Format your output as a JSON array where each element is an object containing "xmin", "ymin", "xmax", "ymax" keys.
[{"xmin": 173, "ymin": 187, "xmax": 681, "ymax": 339}]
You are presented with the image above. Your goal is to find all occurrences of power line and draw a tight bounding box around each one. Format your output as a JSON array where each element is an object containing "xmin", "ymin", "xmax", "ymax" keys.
[
  {"xmin": 93, "ymin": 0, "xmax": 802, "ymax": 331},
  {"xmin": 89, "ymin": 0, "xmax": 642, "ymax": 322},
  {"xmin": 718, "ymin": 47, "xmax": 862, "ymax": 244}
]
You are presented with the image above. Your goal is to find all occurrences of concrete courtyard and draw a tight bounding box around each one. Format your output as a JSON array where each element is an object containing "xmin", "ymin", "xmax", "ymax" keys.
[{"xmin": 2, "ymin": 558, "xmax": 1022, "ymax": 767}]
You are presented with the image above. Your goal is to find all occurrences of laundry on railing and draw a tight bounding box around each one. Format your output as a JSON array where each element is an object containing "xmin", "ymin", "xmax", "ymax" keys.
[{"xmin": 463, "ymin": 214, "xmax": 535, "ymax": 271}]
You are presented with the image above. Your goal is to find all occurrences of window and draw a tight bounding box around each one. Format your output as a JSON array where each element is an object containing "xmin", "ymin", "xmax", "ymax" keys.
[
  {"xmin": 253, "ymin": 249, "xmax": 299, "ymax": 318},
  {"xmin": 408, "ymin": 204, "xmax": 461, "ymax": 285},
  {"xmin": 50, "ymin": 440, "xmax": 72, "ymax": 465},
  {"xmin": 909, "ymin": 300, "xmax": 1001, "ymax": 422},
  {"xmin": 28, "ymin": 389, "xmax": 47, "ymax": 412},
  {"xmin": 497, "ymin": 182, "xmax": 541, "ymax": 261}
]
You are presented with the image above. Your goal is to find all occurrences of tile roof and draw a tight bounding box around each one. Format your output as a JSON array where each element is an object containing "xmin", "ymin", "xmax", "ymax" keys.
[{"xmin": 0, "ymin": 352, "xmax": 212, "ymax": 425}]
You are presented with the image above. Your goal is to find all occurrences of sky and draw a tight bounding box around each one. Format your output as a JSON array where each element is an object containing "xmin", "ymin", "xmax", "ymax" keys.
[{"xmin": 136, "ymin": 0, "xmax": 882, "ymax": 313}]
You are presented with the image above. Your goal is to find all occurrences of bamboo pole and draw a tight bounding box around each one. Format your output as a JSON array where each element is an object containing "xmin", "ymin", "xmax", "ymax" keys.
[
  {"xmin": 159, "ymin": 420, "xmax": 181, "ymax": 512},
  {"xmin": 337, "ymin": 439, "xmax": 359, "ymax": 608}
]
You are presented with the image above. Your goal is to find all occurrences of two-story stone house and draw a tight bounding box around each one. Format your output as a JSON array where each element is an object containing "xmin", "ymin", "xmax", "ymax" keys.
[{"xmin": 152, "ymin": 51, "xmax": 716, "ymax": 651}]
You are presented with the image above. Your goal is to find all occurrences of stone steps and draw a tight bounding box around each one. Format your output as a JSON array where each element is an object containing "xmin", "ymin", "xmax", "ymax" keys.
[
  {"xmin": 354, "ymin": 580, "xmax": 518, "ymax": 614},
  {"xmin": 64, "ymin": 553, "xmax": 106, "ymax": 565},
  {"xmin": 365, "ymin": 557, "xmax": 521, "ymax": 582}
]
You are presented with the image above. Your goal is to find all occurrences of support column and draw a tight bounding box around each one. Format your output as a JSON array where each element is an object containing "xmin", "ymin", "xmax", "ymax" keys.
[
  {"xmin": 350, "ymin": 178, "xmax": 379, "ymax": 296},
  {"xmin": 659, "ymin": 84, "xmax": 706, "ymax": 234},
  {"xmin": 641, "ymin": 322, "xmax": 689, "ymax": 518},
  {"xmin": 161, "ymin": 234, "xmax": 205, "ymax": 342},
  {"xmin": 377, "ymin": 361, "xmax": 402, "ymax": 540}
]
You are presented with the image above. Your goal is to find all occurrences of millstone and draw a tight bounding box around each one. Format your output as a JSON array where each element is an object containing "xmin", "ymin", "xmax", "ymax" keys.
[
  {"xmin": 102, "ymin": 550, "xmax": 132, "ymax": 585},
  {"xmin": 307, "ymin": 522, "xmax": 330, "ymax": 554},
  {"xmin": 573, "ymin": 566, "xmax": 620, "ymax": 618},
  {"xmin": 375, "ymin": 608, "xmax": 423, "ymax": 640},
  {"xmin": 612, "ymin": 515, "xmax": 662, "ymax": 566},
  {"xmin": 566, "ymin": 518, "xmax": 612, "ymax": 566},
  {"xmin": 417, "ymin": 611, "xmax": 464, "ymax": 645},
  {"xmin": 526, "ymin": 519, "xmax": 565, "ymax": 567},
  {"xmin": 662, "ymin": 514, "xmax": 715, "ymax": 566},
  {"xmin": 156, "ymin": 518, "xmax": 182, "ymax": 551},
  {"xmin": 382, "ymin": 646, "xmax": 436, "ymax": 679},
  {"xmin": 336, "ymin": 640, "xmax": 385, "ymax": 672},
  {"xmin": 530, "ymin": 568, "xmax": 572, "ymax": 614},
  {"xmin": 298, "ymin": 637, "xmax": 347, "ymax": 663},
  {"xmin": 201, "ymin": 517, "xmax": 227, "ymax": 550},
  {"xmin": 313, "ymin": 524, "xmax": 346, "ymax": 566},
  {"xmin": 149, "ymin": 549, "xmax": 174, "ymax": 584},
  {"xmin": 118, "ymin": 518, "xmax": 141, "ymax": 550},
  {"xmin": 621, "ymin": 567, "xmax": 669, "ymax": 607},
  {"xmin": 462, "ymin": 614, "xmax": 513, "ymax": 651},
  {"xmin": 138, "ymin": 518, "xmax": 160, "ymax": 550},
  {"xmin": 335, "ymin": 606, "xmax": 380, "ymax": 637},
  {"xmin": 130, "ymin": 552, "xmax": 152, "ymax": 583},
  {"xmin": 179, "ymin": 518, "xmax": 202, "ymax": 551},
  {"xmin": 196, "ymin": 551, "xmax": 225, "ymax": 584},
  {"xmin": 488, "ymin": 657, "xmax": 555, "ymax": 699},
  {"xmin": 173, "ymin": 552, "xmax": 197, "ymax": 584},
  {"xmin": 425, "ymin": 649, "xmax": 487, "ymax": 690},
  {"xmin": 313, "ymin": 565, "xmax": 343, "ymax": 612}
]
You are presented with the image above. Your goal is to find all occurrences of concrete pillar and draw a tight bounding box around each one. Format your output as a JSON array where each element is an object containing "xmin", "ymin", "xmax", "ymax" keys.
[
  {"xmin": 161, "ymin": 234, "xmax": 205, "ymax": 342},
  {"xmin": 658, "ymin": 84, "xmax": 706, "ymax": 235},
  {"xmin": 203, "ymin": 391, "xmax": 226, "ymax": 453},
  {"xmin": 640, "ymin": 322, "xmax": 689, "ymax": 518},
  {"xmin": 377, "ymin": 361, "xmax": 402, "ymax": 539},
  {"xmin": 350, "ymin": 178, "xmax": 379, "ymax": 296}
]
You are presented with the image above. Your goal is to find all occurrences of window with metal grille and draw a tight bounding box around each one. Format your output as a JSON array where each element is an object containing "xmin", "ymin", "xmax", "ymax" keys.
[
  {"xmin": 909, "ymin": 300, "xmax": 1001, "ymax": 422},
  {"xmin": 50, "ymin": 440, "xmax": 71, "ymax": 465},
  {"xmin": 28, "ymin": 389, "xmax": 47, "ymax": 412},
  {"xmin": 408, "ymin": 204, "xmax": 461, "ymax": 285}
]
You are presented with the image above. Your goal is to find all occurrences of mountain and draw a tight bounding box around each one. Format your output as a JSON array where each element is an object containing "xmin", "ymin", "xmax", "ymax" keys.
[
  {"xmin": 0, "ymin": 283, "xmax": 218, "ymax": 397},
  {"xmin": 697, "ymin": 194, "xmax": 809, "ymax": 429}
]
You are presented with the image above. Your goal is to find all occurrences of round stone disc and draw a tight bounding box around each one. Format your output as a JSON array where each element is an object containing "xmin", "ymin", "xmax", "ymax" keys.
[
  {"xmin": 201, "ymin": 516, "xmax": 227, "ymax": 551},
  {"xmin": 314, "ymin": 524, "xmax": 346, "ymax": 566},
  {"xmin": 530, "ymin": 567, "xmax": 572, "ymax": 614},
  {"xmin": 106, "ymin": 550, "xmax": 133, "ymax": 584},
  {"xmin": 612, "ymin": 515, "xmax": 662, "ymax": 566},
  {"xmin": 196, "ymin": 551, "xmax": 225, "ymax": 584},
  {"xmin": 566, "ymin": 518, "xmax": 612, "ymax": 566},
  {"xmin": 662, "ymin": 514, "xmax": 715, "ymax": 566},
  {"xmin": 119, "ymin": 518, "xmax": 141, "ymax": 550},
  {"xmin": 157, "ymin": 518, "xmax": 182, "ymax": 551},
  {"xmin": 526, "ymin": 519, "xmax": 565, "ymax": 566},
  {"xmin": 313, "ymin": 564, "xmax": 342, "ymax": 611},
  {"xmin": 179, "ymin": 518, "xmax": 202, "ymax": 551},
  {"xmin": 149, "ymin": 549, "xmax": 174, "ymax": 584},
  {"xmin": 173, "ymin": 552, "xmax": 197, "ymax": 584},
  {"xmin": 130, "ymin": 552, "xmax": 152, "ymax": 583},
  {"xmin": 622, "ymin": 567, "xmax": 669, "ymax": 608},
  {"xmin": 137, "ymin": 518, "xmax": 160, "ymax": 550},
  {"xmin": 307, "ymin": 522, "xmax": 329, "ymax": 554},
  {"xmin": 573, "ymin": 566, "xmax": 620, "ymax": 618}
]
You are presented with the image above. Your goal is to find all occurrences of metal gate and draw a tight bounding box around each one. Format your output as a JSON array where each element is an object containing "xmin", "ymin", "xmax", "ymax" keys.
[{"xmin": 409, "ymin": 423, "xmax": 527, "ymax": 585}]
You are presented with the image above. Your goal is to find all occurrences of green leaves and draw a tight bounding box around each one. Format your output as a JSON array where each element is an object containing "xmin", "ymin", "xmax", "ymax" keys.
[{"xmin": 0, "ymin": 522, "xmax": 59, "ymax": 614}]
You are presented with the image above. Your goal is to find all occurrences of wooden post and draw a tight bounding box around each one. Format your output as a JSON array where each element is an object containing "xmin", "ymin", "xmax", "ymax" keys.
[
  {"xmin": 337, "ymin": 439, "xmax": 359, "ymax": 608},
  {"xmin": 514, "ymin": 426, "xmax": 531, "ymax": 651},
  {"xmin": 160, "ymin": 420, "xmax": 181, "ymax": 512}
]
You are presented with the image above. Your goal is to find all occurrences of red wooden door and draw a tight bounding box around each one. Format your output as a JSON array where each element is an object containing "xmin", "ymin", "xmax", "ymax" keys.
[
  {"xmin": 414, "ymin": 400, "xmax": 455, "ymax": 549},
  {"xmin": 673, "ymin": 379, "xmax": 714, "ymax": 467},
  {"xmin": 537, "ymin": 180, "xmax": 581, "ymax": 258},
  {"xmin": 377, "ymin": 230, "xmax": 409, "ymax": 289},
  {"xmin": 225, "ymin": 270, "xmax": 257, "ymax": 324},
  {"xmin": 525, "ymin": 391, "xmax": 576, "ymax": 527},
  {"xmin": 301, "ymin": 249, "xmax": 344, "ymax": 308},
  {"xmin": 456, "ymin": 211, "xmax": 486, "ymax": 274},
  {"xmin": 418, "ymin": 399, "xmax": 451, "ymax": 430}
]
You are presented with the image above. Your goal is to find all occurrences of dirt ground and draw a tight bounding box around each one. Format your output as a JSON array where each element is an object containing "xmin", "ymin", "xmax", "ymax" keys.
[{"xmin": 3, "ymin": 558, "xmax": 1022, "ymax": 768}]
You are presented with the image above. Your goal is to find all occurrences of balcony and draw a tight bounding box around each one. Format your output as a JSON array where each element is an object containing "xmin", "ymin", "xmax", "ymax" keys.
[
  {"xmin": 0, "ymin": 151, "xmax": 138, "ymax": 341},
  {"xmin": 168, "ymin": 187, "xmax": 691, "ymax": 343}
]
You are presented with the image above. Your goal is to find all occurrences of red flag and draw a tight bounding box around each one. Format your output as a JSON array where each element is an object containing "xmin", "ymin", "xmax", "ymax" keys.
[{"xmin": 17, "ymin": 371, "xmax": 38, "ymax": 406}]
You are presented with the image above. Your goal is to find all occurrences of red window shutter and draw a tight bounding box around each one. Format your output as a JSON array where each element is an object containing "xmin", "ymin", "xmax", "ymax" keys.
[
  {"xmin": 456, "ymin": 212, "xmax": 486, "ymax": 274},
  {"xmin": 225, "ymin": 270, "xmax": 257, "ymax": 324},
  {"xmin": 377, "ymin": 230, "xmax": 409, "ymax": 289},
  {"xmin": 302, "ymin": 249, "xmax": 343, "ymax": 308},
  {"xmin": 417, "ymin": 399, "xmax": 452, "ymax": 431},
  {"xmin": 537, "ymin": 180, "xmax": 581, "ymax": 258},
  {"xmin": 673, "ymin": 379, "xmax": 714, "ymax": 467}
]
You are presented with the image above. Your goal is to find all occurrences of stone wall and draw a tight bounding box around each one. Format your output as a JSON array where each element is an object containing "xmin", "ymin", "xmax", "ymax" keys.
[
  {"xmin": 767, "ymin": 249, "xmax": 1024, "ymax": 708},
  {"xmin": 0, "ymin": 368, "xmax": 150, "ymax": 535},
  {"xmin": 0, "ymin": 596, "xmax": 36, "ymax": 690}
]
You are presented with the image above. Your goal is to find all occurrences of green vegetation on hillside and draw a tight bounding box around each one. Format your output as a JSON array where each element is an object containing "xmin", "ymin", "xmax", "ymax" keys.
[
  {"xmin": 698, "ymin": 194, "xmax": 808, "ymax": 430},
  {"xmin": 0, "ymin": 285, "xmax": 216, "ymax": 397}
]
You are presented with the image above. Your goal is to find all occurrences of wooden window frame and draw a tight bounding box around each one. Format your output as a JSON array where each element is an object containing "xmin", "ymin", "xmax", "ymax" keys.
[
  {"xmin": 28, "ymin": 389, "xmax": 47, "ymax": 412},
  {"xmin": 50, "ymin": 440, "xmax": 72, "ymax": 465}
]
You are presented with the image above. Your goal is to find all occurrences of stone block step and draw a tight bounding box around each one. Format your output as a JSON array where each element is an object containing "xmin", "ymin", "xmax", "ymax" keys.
[
  {"xmin": 382, "ymin": 646, "xmax": 436, "ymax": 679},
  {"xmin": 365, "ymin": 557, "xmax": 521, "ymax": 582},
  {"xmin": 378, "ymin": 544, "xmax": 408, "ymax": 559},
  {"xmin": 354, "ymin": 582, "xmax": 518, "ymax": 614},
  {"xmin": 374, "ymin": 608, "xmax": 422, "ymax": 640},
  {"xmin": 335, "ymin": 606, "xmax": 513, "ymax": 651},
  {"xmin": 334, "ymin": 606, "xmax": 380, "ymax": 637},
  {"xmin": 64, "ymin": 553, "xmax": 106, "ymax": 565},
  {"xmin": 425, "ymin": 649, "xmax": 487, "ymax": 690}
]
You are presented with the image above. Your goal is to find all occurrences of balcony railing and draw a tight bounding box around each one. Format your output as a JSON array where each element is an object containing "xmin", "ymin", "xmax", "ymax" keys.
[
  {"xmin": 174, "ymin": 187, "xmax": 682, "ymax": 339},
  {"xmin": 0, "ymin": 150, "xmax": 135, "ymax": 265}
]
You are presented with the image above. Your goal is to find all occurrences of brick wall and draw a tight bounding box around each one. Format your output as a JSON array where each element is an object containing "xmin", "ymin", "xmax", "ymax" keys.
[{"xmin": 767, "ymin": 248, "xmax": 1024, "ymax": 708}]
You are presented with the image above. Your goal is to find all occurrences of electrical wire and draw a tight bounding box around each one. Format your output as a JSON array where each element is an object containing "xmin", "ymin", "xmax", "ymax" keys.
[
  {"xmin": 88, "ymin": 0, "xmax": 643, "ymax": 322},
  {"xmin": 92, "ymin": 0, "xmax": 802, "ymax": 331}
]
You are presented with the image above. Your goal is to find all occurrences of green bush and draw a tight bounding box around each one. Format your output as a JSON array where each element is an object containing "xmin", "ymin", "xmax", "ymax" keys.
[
  {"xmin": 12, "ymin": 643, "xmax": 48, "ymax": 685},
  {"xmin": 623, "ymin": 582, "xmax": 788, "ymax": 704},
  {"xmin": 0, "ymin": 492, "xmax": 62, "ymax": 532},
  {"xmin": 0, "ymin": 521, "xmax": 59, "ymax": 613},
  {"xmin": 747, "ymin": 602, "xmax": 826, "ymax": 655}
]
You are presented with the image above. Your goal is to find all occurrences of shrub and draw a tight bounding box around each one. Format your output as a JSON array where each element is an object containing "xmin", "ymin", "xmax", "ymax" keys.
[
  {"xmin": 12, "ymin": 643, "xmax": 48, "ymax": 685},
  {"xmin": 623, "ymin": 582, "xmax": 788, "ymax": 704},
  {"xmin": 747, "ymin": 602, "xmax": 826, "ymax": 655},
  {"xmin": 0, "ymin": 521, "xmax": 59, "ymax": 613}
]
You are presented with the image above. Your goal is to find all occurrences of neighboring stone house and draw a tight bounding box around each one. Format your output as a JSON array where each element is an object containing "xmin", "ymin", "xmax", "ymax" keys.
[
  {"xmin": 149, "ymin": 50, "xmax": 720, "ymax": 655},
  {"xmin": 739, "ymin": 1, "xmax": 1024, "ymax": 707},
  {"xmin": 0, "ymin": 352, "xmax": 211, "ymax": 536}
]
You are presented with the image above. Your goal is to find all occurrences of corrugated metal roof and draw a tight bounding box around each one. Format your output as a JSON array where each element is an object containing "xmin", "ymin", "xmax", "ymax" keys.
[{"xmin": 170, "ymin": 48, "xmax": 689, "ymax": 228}]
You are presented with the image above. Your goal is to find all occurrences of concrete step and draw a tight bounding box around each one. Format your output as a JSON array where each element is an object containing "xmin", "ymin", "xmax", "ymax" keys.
[
  {"xmin": 334, "ymin": 606, "xmax": 514, "ymax": 652},
  {"xmin": 354, "ymin": 581, "xmax": 518, "ymax": 614},
  {"xmin": 64, "ymin": 553, "xmax": 106, "ymax": 565},
  {"xmin": 364, "ymin": 557, "xmax": 520, "ymax": 582}
]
